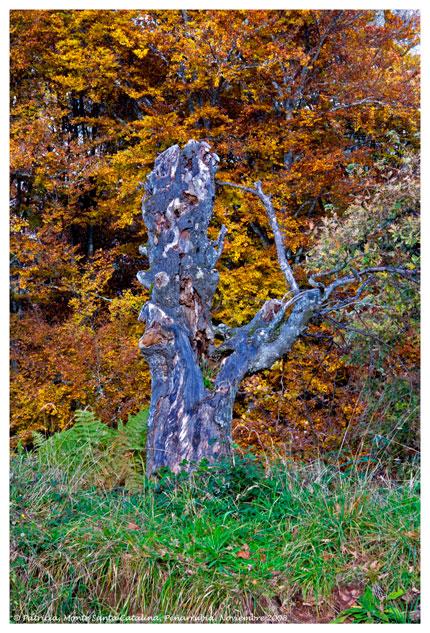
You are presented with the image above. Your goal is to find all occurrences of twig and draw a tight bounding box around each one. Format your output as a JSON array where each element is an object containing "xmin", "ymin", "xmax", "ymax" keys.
[
  {"xmin": 44, "ymin": 283, "xmax": 113, "ymax": 303},
  {"xmin": 323, "ymin": 266, "xmax": 418, "ymax": 301}
]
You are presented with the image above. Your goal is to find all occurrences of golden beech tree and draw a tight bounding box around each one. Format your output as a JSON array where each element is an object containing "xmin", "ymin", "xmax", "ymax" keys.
[{"xmin": 10, "ymin": 10, "xmax": 419, "ymax": 460}]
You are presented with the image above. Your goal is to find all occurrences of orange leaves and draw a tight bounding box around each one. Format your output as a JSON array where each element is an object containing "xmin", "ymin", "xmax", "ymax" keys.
[
  {"xmin": 233, "ymin": 336, "xmax": 361, "ymax": 458},
  {"xmin": 235, "ymin": 544, "xmax": 268, "ymax": 564},
  {"xmin": 10, "ymin": 9, "xmax": 419, "ymax": 452},
  {"xmin": 10, "ymin": 312, "xmax": 151, "ymax": 444},
  {"xmin": 236, "ymin": 543, "xmax": 251, "ymax": 560}
]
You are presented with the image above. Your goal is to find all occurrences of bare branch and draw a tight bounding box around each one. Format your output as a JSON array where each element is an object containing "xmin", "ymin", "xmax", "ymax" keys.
[
  {"xmin": 253, "ymin": 180, "xmax": 300, "ymax": 295},
  {"xmin": 293, "ymin": 11, "xmax": 343, "ymax": 108},
  {"xmin": 324, "ymin": 315, "xmax": 389, "ymax": 345},
  {"xmin": 215, "ymin": 289, "xmax": 321, "ymax": 385},
  {"xmin": 308, "ymin": 259, "xmax": 350, "ymax": 289},
  {"xmin": 216, "ymin": 180, "xmax": 256, "ymax": 196},
  {"xmin": 323, "ymin": 266, "xmax": 418, "ymax": 301},
  {"xmin": 44, "ymin": 283, "xmax": 113, "ymax": 303},
  {"xmin": 213, "ymin": 224, "xmax": 227, "ymax": 265},
  {"xmin": 328, "ymin": 98, "xmax": 391, "ymax": 112},
  {"xmin": 319, "ymin": 276, "xmax": 375, "ymax": 314},
  {"xmin": 217, "ymin": 179, "xmax": 300, "ymax": 295}
]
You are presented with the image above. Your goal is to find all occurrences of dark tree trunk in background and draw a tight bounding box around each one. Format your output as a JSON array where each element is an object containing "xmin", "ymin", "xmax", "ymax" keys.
[{"xmin": 138, "ymin": 141, "xmax": 322, "ymax": 476}]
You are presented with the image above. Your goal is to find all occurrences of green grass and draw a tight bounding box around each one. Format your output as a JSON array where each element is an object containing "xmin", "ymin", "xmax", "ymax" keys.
[{"xmin": 10, "ymin": 445, "xmax": 420, "ymax": 623}]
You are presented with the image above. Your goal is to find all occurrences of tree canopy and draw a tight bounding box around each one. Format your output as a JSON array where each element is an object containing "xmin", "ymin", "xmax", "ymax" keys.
[{"xmin": 10, "ymin": 9, "xmax": 419, "ymax": 459}]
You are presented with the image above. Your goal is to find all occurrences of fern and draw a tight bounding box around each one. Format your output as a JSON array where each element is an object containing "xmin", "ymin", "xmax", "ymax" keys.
[
  {"xmin": 32, "ymin": 431, "xmax": 47, "ymax": 450},
  {"xmin": 33, "ymin": 407, "xmax": 149, "ymax": 488},
  {"xmin": 123, "ymin": 408, "xmax": 148, "ymax": 451},
  {"xmin": 67, "ymin": 409, "xmax": 115, "ymax": 447},
  {"xmin": 36, "ymin": 409, "xmax": 114, "ymax": 466}
]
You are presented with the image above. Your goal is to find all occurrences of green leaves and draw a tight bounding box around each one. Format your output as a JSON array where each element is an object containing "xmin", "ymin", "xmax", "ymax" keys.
[
  {"xmin": 333, "ymin": 586, "xmax": 410, "ymax": 623},
  {"xmin": 33, "ymin": 407, "xmax": 149, "ymax": 488},
  {"xmin": 386, "ymin": 588, "xmax": 406, "ymax": 600}
]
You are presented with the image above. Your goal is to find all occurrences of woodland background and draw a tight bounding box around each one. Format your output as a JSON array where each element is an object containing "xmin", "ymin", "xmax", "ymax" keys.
[
  {"xmin": 10, "ymin": 9, "xmax": 420, "ymax": 463},
  {"xmin": 10, "ymin": 9, "xmax": 421, "ymax": 623}
]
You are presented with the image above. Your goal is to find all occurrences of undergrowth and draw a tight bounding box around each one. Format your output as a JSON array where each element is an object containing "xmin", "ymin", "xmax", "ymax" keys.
[
  {"xmin": 31, "ymin": 408, "xmax": 148, "ymax": 491},
  {"xmin": 10, "ymin": 410, "xmax": 420, "ymax": 623}
]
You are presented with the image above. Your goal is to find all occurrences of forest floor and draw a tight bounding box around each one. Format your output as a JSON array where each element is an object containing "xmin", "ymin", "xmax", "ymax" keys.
[{"xmin": 10, "ymin": 451, "xmax": 420, "ymax": 624}]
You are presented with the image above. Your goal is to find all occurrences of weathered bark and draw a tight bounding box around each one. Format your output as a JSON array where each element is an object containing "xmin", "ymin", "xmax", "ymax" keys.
[
  {"xmin": 138, "ymin": 140, "xmax": 323, "ymax": 476},
  {"xmin": 138, "ymin": 141, "xmax": 230, "ymax": 475}
]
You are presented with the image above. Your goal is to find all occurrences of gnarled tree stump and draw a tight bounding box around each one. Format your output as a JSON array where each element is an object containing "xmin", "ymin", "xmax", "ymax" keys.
[{"xmin": 138, "ymin": 140, "xmax": 322, "ymax": 475}]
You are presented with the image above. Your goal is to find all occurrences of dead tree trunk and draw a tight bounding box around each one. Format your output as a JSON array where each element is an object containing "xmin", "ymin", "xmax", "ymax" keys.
[
  {"xmin": 137, "ymin": 140, "xmax": 320, "ymax": 475},
  {"xmin": 137, "ymin": 141, "xmax": 228, "ymax": 475},
  {"xmin": 138, "ymin": 140, "xmax": 417, "ymax": 476}
]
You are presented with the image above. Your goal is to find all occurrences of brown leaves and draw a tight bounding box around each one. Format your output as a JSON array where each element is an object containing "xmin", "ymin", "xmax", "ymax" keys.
[
  {"xmin": 126, "ymin": 521, "xmax": 140, "ymax": 531},
  {"xmin": 404, "ymin": 530, "xmax": 419, "ymax": 541},
  {"xmin": 236, "ymin": 543, "xmax": 250, "ymax": 559},
  {"xmin": 235, "ymin": 545, "xmax": 267, "ymax": 563},
  {"xmin": 334, "ymin": 584, "xmax": 363, "ymax": 611}
]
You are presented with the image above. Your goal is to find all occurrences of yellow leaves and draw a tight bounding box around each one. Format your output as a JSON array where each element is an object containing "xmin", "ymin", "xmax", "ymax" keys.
[
  {"xmin": 110, "ymin": 28, "xmax": 133, "ymax": 48},
  {"xmin": 353, "ymin": 113, "xmax": 362, "ymax": 133},
  {"xmin": 39, "ymin": 402, "xmax": 58, "ymax": 416},
  {"xmin": 10, "ymin": 216, "xmax": 29, "ymax": 233},
  {"xmin": 133, "ymin": 47, "xmax": 149, "ymax": 59},
  {"xmin": 51, "ymin": 73, "xmax": 87, "ymax": 93},
  {"xmin": 186, "ymin": 105, "xmax": 231, "ymax": 131},
  {"xmin": 216, "ymin": 260, "xmax": 285, "ymax": 326},
  {"xmin": 108, "ymin": 289, "xmax": 147, "ymax": 328},
  {"xmin": 223, "ymin": 232, "xmax": 250, "ymax": 264},
  {"xmin": 296, "ymin": 109, "xmax": 323, "ymax": 129}
]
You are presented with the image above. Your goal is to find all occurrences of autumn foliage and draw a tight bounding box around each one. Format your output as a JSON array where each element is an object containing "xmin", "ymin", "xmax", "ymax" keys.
[{"xmin": 10, "ymin": 10, "xmax": 419, "ymax": 456}]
